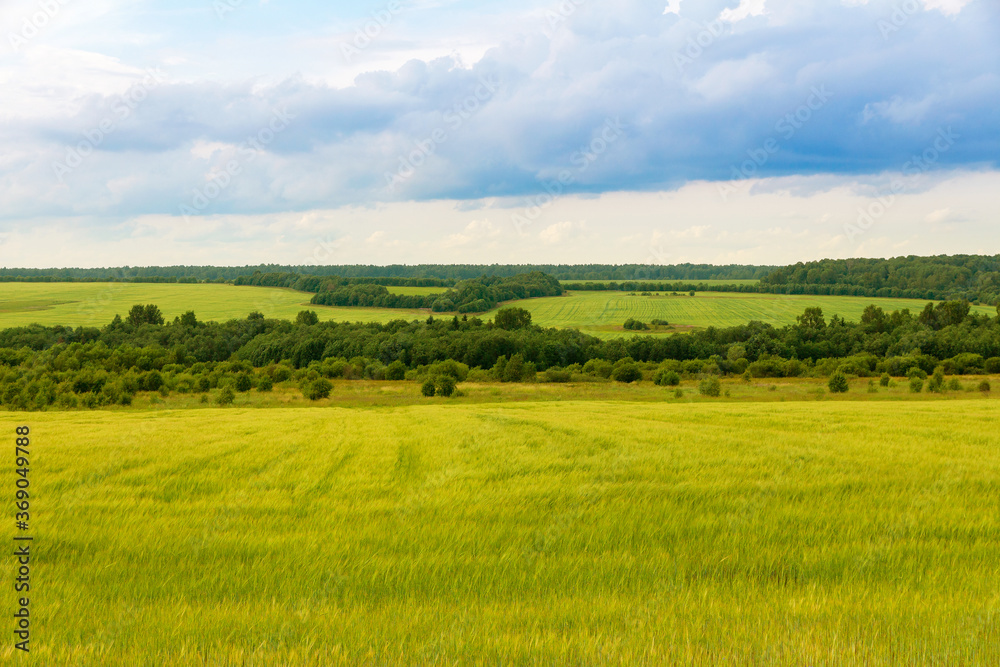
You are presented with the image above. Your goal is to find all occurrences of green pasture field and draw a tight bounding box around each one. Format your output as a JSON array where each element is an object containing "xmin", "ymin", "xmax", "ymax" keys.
[
  {"xmin": 560, "ymin": 278, "xmax": 761, "ymax": 287},
  {"xmin": 3, "ymin": 395, "xmax": 998, "ymax": 664},
  {"xmin": 0, "ymin": 283, "xmax": 994, "ymax": 336},
  {"xmin": 0, "ymin": 283, "xmax": 427, "ymax": 329},
  {"xmin": 384, "ymin": 285, "xmax": 449, "ymax": 296},
  {"xmin": 488, "ymin": 291, "xmax": 997, "ymax": 337}
]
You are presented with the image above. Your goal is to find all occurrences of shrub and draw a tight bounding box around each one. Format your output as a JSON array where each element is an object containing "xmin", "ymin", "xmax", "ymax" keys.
[
  {"xmin": 494, "ymin": 307, "xmax": 533, "ymax": 330},
  {"xmin": 907, "ymin": 367, "xmax": 928, "ymax": 381},
  {"xmin": 947, "ymin": 378, "xmax": 962, "ymax": 391},
  {"xmin": 985, "ymin": 358, "xmax": 1000, "ymax": 374},
  {"xmin": 682, "ymin": 359, "xmax": 705, "ymax": 375},
  {"xmin": 466, "ymin": 369, "xmax": 492, "ymax": 383},
  {"xmin": 385, "ymin": 360, "xmax": 407, "ymax": 381},
  {"xmin": 747, "ymin": 358, "xmax": 785, "ymax": 378},
  {"xmin": 216, "ymin": 386, "xmax": 235, "ymax": 406},
  {"xmin": 425, "ymin": 359, "xmax": 469, "ymax": 382},
  {"xmin": 304, "ymin": 378, "xmax": 332, "ymax": 401},
  {"xmin": 296, "ymin": 310, "xmax": 319, "ymax": 325},
  {"xmin": 941, "ymin": 353, "xmax": 984, "ymax": 375},
  {"xmin": 234, "ymin": 373, "xmax": 253, "ymax": 393},
  {"xmin": 828, "ymin": 372, "xmax": 850, "ymax": 393},
  {"xmin": 784, "ymin": 359, "xmax": 805, "ymax": 377},
  {"xmin": 880, "ymin": 373, "xmax": 891, "ymax": 387},
  {"xmin": 698, "ymin": 376, "xmax": 721, "ymax": 397},
  {"xmin": 927, "ymin": 368, "xmax": 946, "ymax": 393},
  {"xmin": 321, "ymin": 359, "xmax": 352, "ymax": 379},
  {"xmin": 979, "ymin": 380, "xmax": 992, "ymax": 393},
  {"xmin": 142, "ymin": 370, "xmax": 163, "ymax": 392},
  {"xmin": 582, "ymin": 359, "xmax": 614, "ymax": 378},
  {"xmin": 544, "ymin": 369, "xmax": 571, "ymax": 383},
  {"xmin": 500, "ymin": 354, "xmax": 529, "ymax": 383},
  {"xmin": 623, "ymin": 318, "xmax": 648, "ymax": 331},
  {"xmin": 435, "ymin": 375, "xmax": 456, "ymax": 397},
  {"xmin": 421, "ymin": 379, "xmax": 436, "ymax": 397},
  {"xmin": 611, "ymin": 363, "xmax": 642, "ymax": 383},
  {"xmin": 654, "ymin": 369, "xmax": 681, "ymax": 386},
  {"xmin": 674, "ymin": 388, "xmax": 684, "ymax": 399},
  {"xmin": 909, "ymin": 377, "xmax": 924, "ymax": 393},
  {"xmin": 867, "ymin": 380, "xmax": 878, "ymax": 393},
  {"xmin": 650, "ymin": 318, "xmax": 669, "ymax": 326},
  {"xmin": 257, "ymin": 377, "xmax": 273, "ymax": 392}
]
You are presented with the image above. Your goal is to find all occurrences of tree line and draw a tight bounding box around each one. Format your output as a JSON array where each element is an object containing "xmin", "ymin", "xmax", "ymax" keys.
[
  {"xmin": 233, "ymin": 272, "xmax": 453, "ymax": 290},
  {"xmin": 760, "ymin": 254, "xmax": 1000, "ymax": 305},
  {"xmin": 1, "ymin": 299, "xmax": 999, "ymax": 411},
  {"xmin": 309, "ymin": 272, "xmax": 564, "ymax": 313},
  {"xmin": 3, "ymin": 256, "xmax": 1000, "ymax": 305},
  {"xmin": 0, "ymin": 263, "xmax": 772, "ymax": 282}
]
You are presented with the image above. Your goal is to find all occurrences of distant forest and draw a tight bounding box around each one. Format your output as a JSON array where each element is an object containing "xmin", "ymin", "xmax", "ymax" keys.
[
  {"xmin": 0, "ymin": 263, "xmax": 771, "ymax": 282},
  {"xmin": 234, "ymin": 271, "xmax": 565, "ymax": 313},
  {"xmin": 1, "ymin": 255, "xmax": 999, "ymax": 305},
  {"xmin": 760, "ymin": 256, "xmax": 1000, "ymax": 304}
]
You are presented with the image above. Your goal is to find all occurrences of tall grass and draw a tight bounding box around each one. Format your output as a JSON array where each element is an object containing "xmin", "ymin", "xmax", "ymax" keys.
[{"xmin": 2, "ymin": 400, "xmax": 998, "ymax": 664}]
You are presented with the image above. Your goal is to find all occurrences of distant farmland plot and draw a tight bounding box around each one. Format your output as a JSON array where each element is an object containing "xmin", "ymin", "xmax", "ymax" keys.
[
  {"xmin": 0, "ymin": 283, "xmax": 426, "ymax": 328},
  {"xmin": 384, "ymin": 285, "xmax": 449, "ymax": 296},
  {"xmin": 0, "ymin": 282, "xmax": 993, "ymax": 334},
  {"xmin": 560, "ymin": 278, "xmax": 761, "ymax": 287},
  {"xmin": 488, "ymin": 291, "xmax": 997, "ymax": 337},
  {"xmin": 8, "ymin": 400, "xmax": 999, "ymax": 664}
]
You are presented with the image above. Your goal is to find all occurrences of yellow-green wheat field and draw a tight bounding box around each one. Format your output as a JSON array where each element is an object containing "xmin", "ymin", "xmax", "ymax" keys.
[{"xmin": 2, "ymin": 399, "xmax": 999, "ymax": 664}]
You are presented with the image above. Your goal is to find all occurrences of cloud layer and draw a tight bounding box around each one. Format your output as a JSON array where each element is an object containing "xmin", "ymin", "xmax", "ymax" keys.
[{"xmin": 0, "ymin": 0, "xmax": 997, "ymax": 264}]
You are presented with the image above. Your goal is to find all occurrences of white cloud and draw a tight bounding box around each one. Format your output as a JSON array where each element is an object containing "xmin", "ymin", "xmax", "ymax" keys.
[
  {"xmin": 539, "ymin": 221, "xmax": 576, "ymax": 244},
  {"xmin": 671, "ymin": 225, "xmax": 710, "ymax": 239},
  {"xmin": 861, "ymin": 95, "xmax": 939, "ymax": 125},
  {"xmin": 442, "ymin": 219, "xmax": 500, "ymax": 248},
  {"xmin": 0, "ymin": 0, "xmax": 996, "ymax": 266},
  {"xmin": 719, "ymin": 0, "xmax": 767, "ymax": 23},
  {"xmin": 925, "ymin": 208, "xmax": 952, "ymax": 224},
  {"xmin": 4, "ymin": 170, "xmax": 997, "ymax": 267},
  {"xmin": 922, "ymin": 0, "xmax": 974, "ymax": 16}
]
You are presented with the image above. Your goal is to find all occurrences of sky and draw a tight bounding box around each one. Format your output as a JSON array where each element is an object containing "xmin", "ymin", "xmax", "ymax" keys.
[{"xmin": 0, "ymin": 0, "xmax": 997, "ymax": 268}]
